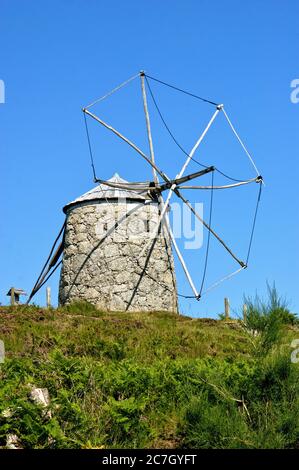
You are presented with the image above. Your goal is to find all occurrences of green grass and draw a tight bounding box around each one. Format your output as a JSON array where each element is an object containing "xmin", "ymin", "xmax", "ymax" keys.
[
  {"xmin": 0, "ymin": 299, "xmax": 298, "ymax": 449},
  {"xmin": 0, "ymin": 304, "xmax": 250, "ymax": 362}
]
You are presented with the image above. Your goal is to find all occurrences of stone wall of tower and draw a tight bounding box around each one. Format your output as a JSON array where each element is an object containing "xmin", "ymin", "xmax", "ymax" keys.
[{"xmin": 58, "ymin": 199, "xmax": 178, "ymax": 312}]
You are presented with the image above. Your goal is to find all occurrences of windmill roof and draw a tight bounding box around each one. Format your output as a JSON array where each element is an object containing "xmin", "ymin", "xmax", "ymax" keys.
[{"xmin": 63, "ymin": 173, "xmax": 152, "ymax": 213}]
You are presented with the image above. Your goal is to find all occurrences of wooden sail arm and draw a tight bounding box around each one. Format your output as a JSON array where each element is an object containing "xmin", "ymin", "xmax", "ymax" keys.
[
  {"xmin": 173, "ymin": 186, "xmax": 246, "ymax": 268},
  {"xmin": 94, "ymin": 167, "xmax": 214, "ymax": 193},
  {"xmin": 159, "ymin": 167, "xmax": 215, "ymax": 191},
  {"xmin": 27, "ymin": 227, "xmax": 65, "ymax": 303},
  {"xmin": 177, "ymin": 176, "xmax": 260, "ymax": 190},
  {"xmin": 83, "ymin": 108, "xmax": 169, "ymax": 185}
]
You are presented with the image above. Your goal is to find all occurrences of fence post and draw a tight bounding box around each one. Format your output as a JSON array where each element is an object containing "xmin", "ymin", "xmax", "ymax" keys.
[
  {"xmin": 46, "ymin": 287, "xmax": 51, "ymax": 308},
  {"xmin": 10, "ymin": 288, "xmax": 15, "ymax": 306},
  {"xmin": 243, "ymin": 303, "xmax": 247, "ymax": 323},
  {"xmin": 224, "ymin": 297, "xmax": 230, "ymax": 320}
]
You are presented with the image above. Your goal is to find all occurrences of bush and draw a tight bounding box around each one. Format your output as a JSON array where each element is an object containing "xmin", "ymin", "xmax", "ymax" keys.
[
  {"xmin": 243, "ymin": 283, "xmax": 298, "ymax": 354},
  {"xmin": 104, "ymin": 396, "xmax": 152, "ymax": 447},
  {"xmin": 181, "ymin": 352, "xmax": 299, "ymax": 449},
  {"xmin": 182, "ymin": 395, "xmax": 250, "ymax": 448},
  {"xmin": 244, "ymin": 283, "xmax": 297, "ymax": 329}
]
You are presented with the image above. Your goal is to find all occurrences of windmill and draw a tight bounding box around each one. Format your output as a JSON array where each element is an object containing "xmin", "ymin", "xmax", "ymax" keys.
[{"xmin": 27, "ymin": 71, "xmax": 263, "ymax": 310}]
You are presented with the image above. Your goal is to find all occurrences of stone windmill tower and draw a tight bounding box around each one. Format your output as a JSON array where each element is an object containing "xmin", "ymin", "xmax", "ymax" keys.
[{"xmin": 58, "ymin": 173, "xmax": 178, "ymax": 312}]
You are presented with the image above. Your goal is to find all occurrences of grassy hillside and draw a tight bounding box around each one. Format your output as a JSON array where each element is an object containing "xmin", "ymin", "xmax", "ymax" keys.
[{"xmin": 0, "ymin": 302, "xmax": 298, "ymax": 449}]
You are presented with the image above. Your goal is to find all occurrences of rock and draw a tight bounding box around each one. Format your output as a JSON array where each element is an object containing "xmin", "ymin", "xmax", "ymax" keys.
[
  {"xmin": 1, "ymin": 408, "xmax": 13, "ymax": 418},
  {"xmin": 29, "ymin": 387, "xmax": 52, "ymax": 419},
  {"xmin": 6, "ymin": 434, "xmax": 22, "ymax": 449}
]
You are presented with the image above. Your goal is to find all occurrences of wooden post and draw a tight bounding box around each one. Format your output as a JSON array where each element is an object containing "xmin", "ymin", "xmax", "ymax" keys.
[
  {"xmin": 224, "ymin": 297, "xmax": 230, "ymax": 320},
  {"xmin": 0, "ymin": 340, "xmax": 4, "ymax": 364},
  {"xmin": 243, "ymin": 303, "xmax": 247, "ymax": 323},
  {"xmin": 10, "ymin": 288, "xmax": 15, "ymax": 306},
  {"xmin": 46, "ymin": 287, "xmax": 51, "ymax": 308},
  {"xmin": 140, "ymin": 71, "xmax": 158, "ymax": 184}
]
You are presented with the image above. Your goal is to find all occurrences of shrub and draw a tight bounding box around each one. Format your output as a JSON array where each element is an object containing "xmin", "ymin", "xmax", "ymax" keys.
[
  {"xmin": 104, "ymin": 396, "xmax": 152, "ymax": 447},
  {"xmin": 243, "ymin": 283, "xmax": 298, "ymax": 354},
  {"xmin": 244, "ymin": 283, "xmax": 297, "ymax": 329},
  {"xmin": 181, "ymin": 351, "xmax": 299, "ymax": 449},
  {"xmin": 182, "ymin": 395, "xmax": 250, "ymax": 448}
]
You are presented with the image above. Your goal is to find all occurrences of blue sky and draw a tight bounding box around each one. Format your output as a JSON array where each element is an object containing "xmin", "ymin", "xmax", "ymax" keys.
[{"xmin": 1, "ymin": 0, "xmax": 298, "ymax": 317}]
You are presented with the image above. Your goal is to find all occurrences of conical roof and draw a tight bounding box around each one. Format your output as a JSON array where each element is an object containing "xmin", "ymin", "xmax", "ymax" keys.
[{"xmin": 63, "ymin": 173, "xmax": 151, "ymax": 213}]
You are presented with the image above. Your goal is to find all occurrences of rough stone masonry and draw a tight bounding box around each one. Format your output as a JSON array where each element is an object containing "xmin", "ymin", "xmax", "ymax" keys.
[{"xmin": 58, "ymin": 174, "xmax": 178, "ymax": 312}]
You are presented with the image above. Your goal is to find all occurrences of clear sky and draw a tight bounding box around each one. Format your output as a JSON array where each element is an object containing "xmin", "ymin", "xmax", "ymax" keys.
[{"xmin": 1, "ymin": 0, "xmax": 298, "ymax": 317}]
